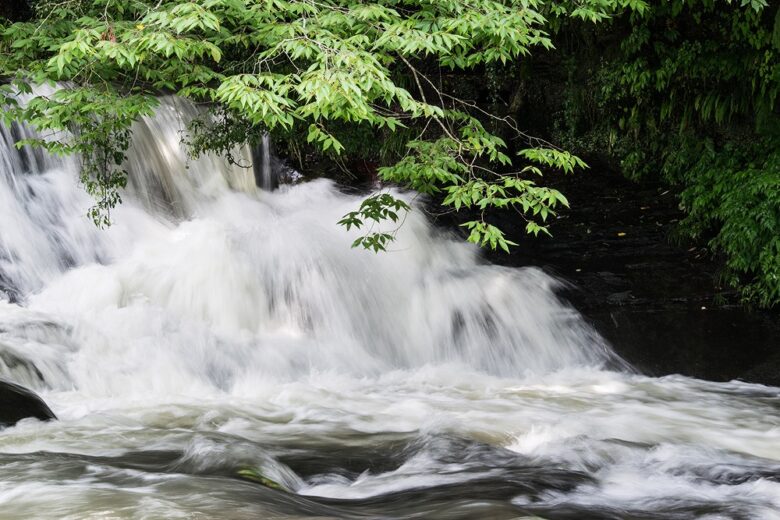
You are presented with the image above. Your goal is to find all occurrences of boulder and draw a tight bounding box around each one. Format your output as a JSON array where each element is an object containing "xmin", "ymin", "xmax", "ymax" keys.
[{"xmin": 0, "ymin": 379, "xmax": 55, "ymax": 428}]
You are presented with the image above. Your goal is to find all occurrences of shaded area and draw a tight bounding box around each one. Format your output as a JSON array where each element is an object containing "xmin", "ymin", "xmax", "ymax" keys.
[
  {"xmin": 433, "ymin": 167, "xmax": 780, "ymax": 385},
  {"xmin": 0, "ymin": 1, "xmax": 32, "ymax": 22}
]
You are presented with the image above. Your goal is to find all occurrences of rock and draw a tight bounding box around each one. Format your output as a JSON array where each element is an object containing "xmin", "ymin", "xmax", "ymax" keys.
[
  {"xmin": 431, "ymin": 168, "xmax": 780, "ymax": 385},
  {"xmin": 606, "ymin": 290, "xmax": 635, "ymax": 306},
  {"xmin": 739, "ymin": 352, "xmax": 780, "ymax": 388},
  {"xmin": 237, "ymin": 468, "xmax": 289, "ymax": 491},
  {"xmin": 0, "ymin": 379, "xmax": 56, "ymax": 428}
]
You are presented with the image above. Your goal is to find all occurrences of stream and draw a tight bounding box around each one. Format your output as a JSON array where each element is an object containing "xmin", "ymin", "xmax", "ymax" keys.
[{"xmin": 0, "ymin": 97, "xmax": 778, "ymax": 519}]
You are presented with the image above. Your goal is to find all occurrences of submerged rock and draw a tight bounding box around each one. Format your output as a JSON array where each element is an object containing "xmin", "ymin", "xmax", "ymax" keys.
[
  {"xmin": 237, "ymin": 468, "xmax": 289, "ymax": 491},
  {"xmin": 0, "ymin": 379, "xmax": 55, "ymax": 428}
]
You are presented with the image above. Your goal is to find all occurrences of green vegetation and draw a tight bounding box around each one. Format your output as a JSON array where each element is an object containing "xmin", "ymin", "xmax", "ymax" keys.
[
  {"xmin": 0, "ymin": 0, "xmax": 632, "ymax": 250},
  {"xmin": 544, "ymin": 0, "xmax": 780, "ymax": 306},
  {"xmin": 2, "ymin": 0, "xmax": 780, "ymax": 306}
]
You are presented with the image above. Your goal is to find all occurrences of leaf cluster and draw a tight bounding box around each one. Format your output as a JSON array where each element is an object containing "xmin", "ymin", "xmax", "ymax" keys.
[
  {"xmin": 0, "ymin": 0, "xmax": 615, "ymax": 245},
  {"xmin": 548, "ymin": 0, "xmax": 780, "ymax": 305}
]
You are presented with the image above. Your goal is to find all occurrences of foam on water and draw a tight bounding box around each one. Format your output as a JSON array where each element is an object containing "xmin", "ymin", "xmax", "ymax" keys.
[{"xmin": 0, "ymin": 95, "xmax": 778, "ymax": 519}]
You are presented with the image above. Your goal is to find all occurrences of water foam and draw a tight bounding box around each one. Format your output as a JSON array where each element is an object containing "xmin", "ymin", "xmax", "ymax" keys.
[
  {"xmin": 0, "ymin": 96, "xmax": 618, "ymax": 395},
  {"xmin": 1, "ymin": 94, "xmax": 777, "ymax": 520}
]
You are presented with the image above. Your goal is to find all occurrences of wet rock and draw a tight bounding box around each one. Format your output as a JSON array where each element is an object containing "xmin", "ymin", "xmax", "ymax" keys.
[
  {"xmin": 0, "ymin": 379, "xmax": 55, "ymax": 428},
  {"xmin": 739, "ymin": 352, "xmax": 780, "ymax": 388},
  {"xmin": 237, "ymin": 468, "xmax": 290, "ymax": 491},
  {"xmin": 606, "ymin": 291, "xmax": 635, "ymax": 306},
  {"xmin": 432, "ymin": 168, "xmax": 780, "ymax": 385}
]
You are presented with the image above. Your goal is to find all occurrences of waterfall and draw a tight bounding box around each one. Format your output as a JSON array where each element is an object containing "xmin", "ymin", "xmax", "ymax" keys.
[
  {"xmin": 124, "ymin": 96, "xmax": 257, "ymax": 214},
  {"xmin": 0, "ymin": 95, "xmax": 621, "ymax": 393},
  {"xmin": 258, "ymin": 133, "xmax": 276, "ymax": 191},
  {"xmin": 0, "ymin": 95, "xmax": 257, "ymax": 300},
  {"xmin": 1, "ymin": 95, "xmax": 779, "ymax": 520},
  {"xmin": 0, "ymin": 115, "xmax": 100, "ymax": 301},
  {"xmin": 254, "ymin": 133, "xmax": 301, "ymax": 191}
]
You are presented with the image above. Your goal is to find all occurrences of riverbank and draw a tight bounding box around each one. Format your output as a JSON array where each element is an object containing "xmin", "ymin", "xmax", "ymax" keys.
[{"xmin": 432, "ymin": 168, "xmax": 780, "ymax": 386}]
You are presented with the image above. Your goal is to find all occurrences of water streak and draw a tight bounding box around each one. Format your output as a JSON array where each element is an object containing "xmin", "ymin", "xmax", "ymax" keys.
[{"xmin": 0, "ymin": 96, "xmax": 777, "ymax": 519}]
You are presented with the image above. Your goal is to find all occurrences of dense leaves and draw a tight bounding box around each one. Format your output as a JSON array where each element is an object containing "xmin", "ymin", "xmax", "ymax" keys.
[
  {"xmin": 5, "ymin": 0, "xmax": 777, "ymax": 307},
  {"xmin": 0, "ymin": 0, "xmax": 620, "ymax": 248},
  {"xmin": 674, "ymin": 137, "xmax": 780, "ymax": 308},
  {"xmin": 550, "ymin": 0, "xmax": 780, "ymax": 306}
]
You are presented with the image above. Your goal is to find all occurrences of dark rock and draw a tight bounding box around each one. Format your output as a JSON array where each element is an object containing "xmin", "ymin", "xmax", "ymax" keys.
[
  {"xmin": 588, "ymin": 307, "xmax": 776, "ymax": 382},
  {"xmin": 739, "ymin": 352, "xmax": 780, "ymax": 388},
  {"xmin": 606, "ymin": 291, "xmax": 635, "ymax": 305},
  {"xmin": 431, "ymin": 168, "xmax": 780, "ymax": 386},
  {"xmin": 0, "ymin": 379, "xmax": 56, "ymax": 428}
]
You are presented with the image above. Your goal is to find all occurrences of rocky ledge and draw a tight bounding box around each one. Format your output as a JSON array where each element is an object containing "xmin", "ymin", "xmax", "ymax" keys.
[{"xmin": 433, "ymin": 168, "xmax": 780, "ymax": 386}]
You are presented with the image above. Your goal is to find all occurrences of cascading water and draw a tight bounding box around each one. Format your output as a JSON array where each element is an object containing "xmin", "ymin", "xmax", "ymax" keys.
[
  {"xmin": 123, "ymin": 96, "xmax": 257, "ymax": 215},
  {"xmin": 254, "ymin": 133, "xmax": 301, "ymax": 191},
  {"xmin": 258, "ymin": 133, "xmax": 275, "ymax": 191},
  {"xmin": 0, "ymin": 97, "xmax": 778, "ymax": 519}
]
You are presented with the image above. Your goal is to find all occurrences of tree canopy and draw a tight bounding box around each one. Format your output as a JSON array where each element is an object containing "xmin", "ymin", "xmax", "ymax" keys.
[
  {"xmin": 544, "ymin": 0, "xmax": 779, "ymax": 306},
  {"xmin": 5, "ymin": 0, "xmax": 779, "ymax": 306},
  {"xmin": 0, "ymin": 0, "xmax": 642, "ymax": 248}
]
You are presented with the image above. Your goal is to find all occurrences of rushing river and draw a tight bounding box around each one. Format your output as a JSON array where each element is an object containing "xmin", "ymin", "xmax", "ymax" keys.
[{"xmin": 0, "ymin": 98, "xmax": 779, "ymax": 519}]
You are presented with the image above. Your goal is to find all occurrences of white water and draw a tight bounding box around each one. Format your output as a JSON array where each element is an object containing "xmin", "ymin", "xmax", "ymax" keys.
[
  {"xmin": 0, "ymin": 98, "xmax": 778, "ymax": 519},
  {"xmin": 258, "ymin": 133, "xmax": 275, "ymax": 191}
]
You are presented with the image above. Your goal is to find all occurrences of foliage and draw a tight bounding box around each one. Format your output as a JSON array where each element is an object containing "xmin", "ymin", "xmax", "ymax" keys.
[
  {"xmin": 672, "ymin": 137, "xmax": 780, "ymax": 308},
  {"xmin": 548, "ymin": 0, "xmax": 780, "ymax": 305},
  {"xmin": 0, "ymin": 0, "xmax": 621, "ymax": 248},
  {"xmin": 339, "ymin": 193, "xmax": 411, "ymax": 252}
]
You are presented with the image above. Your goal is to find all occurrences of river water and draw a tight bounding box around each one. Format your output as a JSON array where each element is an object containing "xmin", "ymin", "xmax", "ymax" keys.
[{"xmin": 0, "ymin": 98, "xmax": 778, "ymax": 519}]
